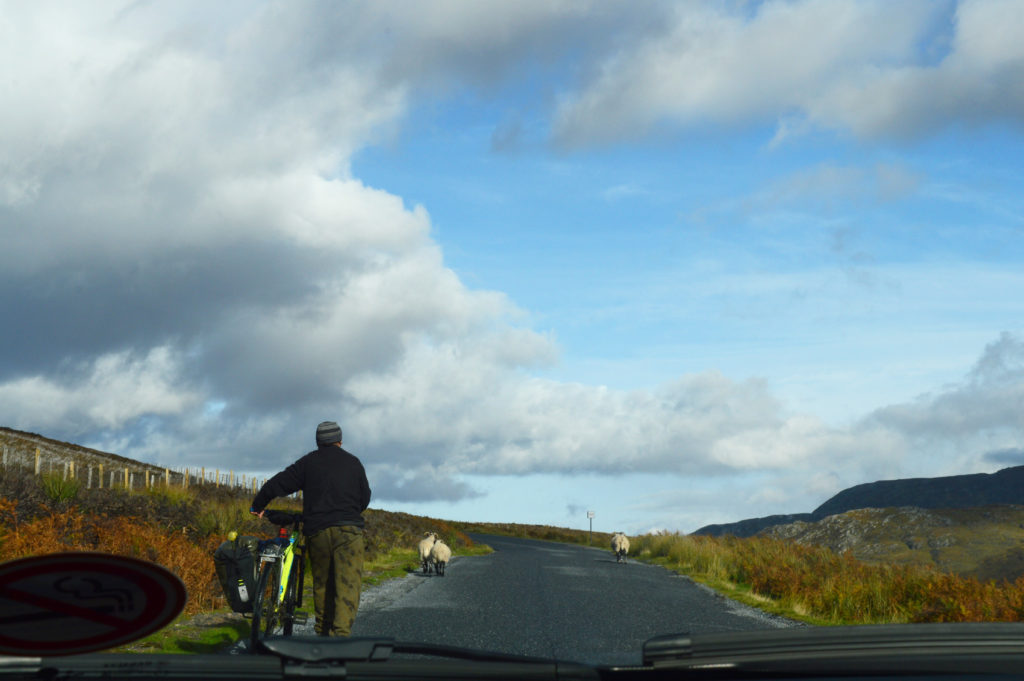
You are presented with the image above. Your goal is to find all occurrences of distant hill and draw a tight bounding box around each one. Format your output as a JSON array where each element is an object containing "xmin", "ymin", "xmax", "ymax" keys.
[
  {"xmin": 0, "ymin": 425, "xmax": 159, "ymax": 471},
  {"xmin": 694, "ymin": 465, "xmax": 1024, "ymax": 537},
  {"xmin": 761, "ymin": 505, "xmax": 1024, "ymax": 582},
  {"xmin": 691, "ymin": 513, "xmax": 813, "ymax": 538}
]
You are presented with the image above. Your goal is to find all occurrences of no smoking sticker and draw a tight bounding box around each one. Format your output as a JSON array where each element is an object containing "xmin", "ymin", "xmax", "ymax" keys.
[{"xmin": 0, "ymin": 553, "xmax": 186, "ymax": 656}]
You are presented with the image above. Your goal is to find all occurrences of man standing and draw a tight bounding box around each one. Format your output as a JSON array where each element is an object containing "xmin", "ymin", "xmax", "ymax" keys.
[{"xmin": 251, "ymin": 421, "xmax": 371, "ymax": 637}]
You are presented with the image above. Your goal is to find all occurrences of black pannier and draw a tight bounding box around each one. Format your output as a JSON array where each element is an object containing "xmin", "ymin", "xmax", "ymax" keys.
[{"xmin": 213, "ymin": 533, "xmax": 259, "ymax": 613}]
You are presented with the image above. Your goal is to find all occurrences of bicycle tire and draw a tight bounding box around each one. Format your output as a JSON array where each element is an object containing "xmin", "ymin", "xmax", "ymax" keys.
[
  {"xmin": 295, "ymin": 551, "xmax": 306, "ymax": 609},
  {"xmin": 249, "ymin": 560, "xmax": 274, "ymax": 653},
  {"xmin": 263, "ymin": 563, "xmax": 281, "ymax": 637}
]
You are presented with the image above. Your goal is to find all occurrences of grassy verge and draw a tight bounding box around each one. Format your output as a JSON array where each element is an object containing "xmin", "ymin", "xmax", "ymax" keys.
[
  {"xmin": 633, "ymin": 532, "xmax": 1024, "ymax": 626},
  {"xmin": 114, "ymin": 541, "xmax": 494, "ymax": 653}
]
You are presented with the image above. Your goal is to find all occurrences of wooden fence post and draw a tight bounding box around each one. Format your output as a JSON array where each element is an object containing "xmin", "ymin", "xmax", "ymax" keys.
[
  {"xmin": 125, "ymin": 468, "xmax": 130, "ymax": 490},
  {"xmin": 35, "ymin": 448, "xmax": 41, "ymax": 475},
  {"xmin": 87, "ymin": 466, "xmax": 92, "ymax": 489},
  {"xmin": 165, "ymin": 468, "xmax": 170, "ymax": 487},
  {"xmin": 99, "ymin": 464, "xmax": 104, "ymax": 490},
  {"xmin": 215, "ymin": 469, "xmax": 220, "ymax": 488},
  {"xmin": 70, "ymin": 461, "xmax": 75, "ymax": 480}
]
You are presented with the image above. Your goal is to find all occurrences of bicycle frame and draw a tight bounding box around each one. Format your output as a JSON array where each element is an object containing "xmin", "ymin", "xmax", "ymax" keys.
[{"xmin": 250, "ymin": 510, "xmax": 306, "ymax": 653}]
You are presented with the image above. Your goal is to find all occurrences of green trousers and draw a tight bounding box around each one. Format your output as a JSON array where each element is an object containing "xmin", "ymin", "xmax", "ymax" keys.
[{"xmin": 305, "ymin": 525, "xmax": 364, "ymax": 636}]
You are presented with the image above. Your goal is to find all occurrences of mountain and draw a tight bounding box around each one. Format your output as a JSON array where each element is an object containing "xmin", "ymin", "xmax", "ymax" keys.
[
  {"xmin": 694, "ymin": 465, "xmax": 1024, "ymax": 537},
  {"xmin": 761, "ymin": 505, "xmax": 1024, "ymax": 582},
  {"xmin": 690, "ymin": 513, "xmax": 814, "ymax": 539},
  {"xmin": 813, "ymin": 466, "xmax": 1024, "ymax": 517}
]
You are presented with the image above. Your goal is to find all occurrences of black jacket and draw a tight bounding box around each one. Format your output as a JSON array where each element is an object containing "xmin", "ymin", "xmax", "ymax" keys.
[{"xmin": 252, "ymin": 445, "xmax": 371, "ymax": 534}]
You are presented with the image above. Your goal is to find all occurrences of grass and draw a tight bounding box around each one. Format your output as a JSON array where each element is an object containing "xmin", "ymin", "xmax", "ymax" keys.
[
  {"xmin": 633, "ymin": 532, "xmax": 1024, "ymax": 625},
  {"xmin": 0, "ymin": 465, "xmax": 496, "ymax": 654},
  {"xmin": 40, "ymin": 471, "xmax": 81, "ymax": 503},
  {"xmin": 452, "ymin": 519, "xmax": 614, "ymax": 548}
]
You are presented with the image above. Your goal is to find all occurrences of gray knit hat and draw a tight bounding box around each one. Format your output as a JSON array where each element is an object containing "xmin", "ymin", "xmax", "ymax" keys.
[{"xmin": 315, "ymin": 421, "xmax": 342, "ymax": 446}]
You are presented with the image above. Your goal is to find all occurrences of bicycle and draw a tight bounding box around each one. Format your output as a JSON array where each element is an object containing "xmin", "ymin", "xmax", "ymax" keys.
[{"xmin": 249, "ymin": 509, "xmax": 307, "ymax": 652}]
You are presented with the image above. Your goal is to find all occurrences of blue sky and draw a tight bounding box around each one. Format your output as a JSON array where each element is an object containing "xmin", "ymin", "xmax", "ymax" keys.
[{"xmin": 2, "ymin": 1, "xmax": 1023, "ymax": 533}]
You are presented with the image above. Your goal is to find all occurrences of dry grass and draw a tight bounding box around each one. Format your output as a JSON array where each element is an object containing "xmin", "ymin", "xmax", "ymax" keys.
[
  {"xmin": 0, "ymin": 466, "xmax": 480, "ymax": 618},
  {"xmin": 636, "ymin": 532, "xmax": 1024, "ymax": 624}
]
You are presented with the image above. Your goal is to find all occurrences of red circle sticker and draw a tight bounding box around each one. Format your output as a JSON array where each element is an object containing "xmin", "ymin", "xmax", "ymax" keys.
[{"xmin": 0, "ymin": 552, "xmax": 187, "ymax": 656}]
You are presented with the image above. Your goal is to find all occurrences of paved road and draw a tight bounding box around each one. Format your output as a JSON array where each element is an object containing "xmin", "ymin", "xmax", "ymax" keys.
[{"xmin": 350, "ymin": 534, "xmax": 796, "ymax": 665}]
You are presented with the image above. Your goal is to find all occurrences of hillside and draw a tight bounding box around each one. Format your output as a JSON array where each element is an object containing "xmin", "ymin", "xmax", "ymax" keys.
[
  {"xmin": 761, "ymin": 505, "xmax": 1024, "ymax": 582},
  {"xmin": 694, "ymin": 464, "xmax": 1024, "ymax": 537},
  {"xmin": 1, "ymin": 426, "xmax": 167, "ymax": 472}
]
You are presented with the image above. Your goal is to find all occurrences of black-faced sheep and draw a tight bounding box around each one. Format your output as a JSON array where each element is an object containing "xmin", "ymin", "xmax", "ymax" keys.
[
  {"xmin": 611, "ymin": 532, "xmax": 630, "ymax": 563},
  {"xmin": 418, "ymin": 532, "xmax": 437, "ymax": 574},
  {"xmin": 429, "ymin": 539, "xmax": 452, "ymax": 576}
]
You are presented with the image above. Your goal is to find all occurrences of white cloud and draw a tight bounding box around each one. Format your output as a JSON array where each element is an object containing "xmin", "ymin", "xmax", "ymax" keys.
[
  {"xmin": 1, "ymin": 2, "xmax": 1021, "ymax": 512},
  {"xmin": 0, "ymin": 347, "xmax": 199, "ymax": 432},
  {"xmin": 552, "ymin": 0, "xmax": 1024, "ymax": 146}
]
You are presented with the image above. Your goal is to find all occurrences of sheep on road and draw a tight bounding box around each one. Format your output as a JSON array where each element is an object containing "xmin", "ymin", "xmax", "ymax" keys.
[
  {"xmin": 418, "ymin": 532, "xmax": 437, "ymax": 574},
  {"xmin": 430, "ymin": 539, "xmax": 452, "ymax": 576},
  {"xmin": 611, "ymin": 532, "xmax": 630, "ymax": 563}
]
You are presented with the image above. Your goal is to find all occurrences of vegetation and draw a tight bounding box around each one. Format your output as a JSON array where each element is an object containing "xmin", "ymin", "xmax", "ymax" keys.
[
  {"xmin": 453, "ymin": 519, "xmax": 614, "ymax": 547},
  {"xmin": 0, "ymin": 464, "xmax": 487, "ymax": 652},
  {"xmin": 635, "ymin": 532, "xmax": 1024, "ymax": 625},
  {"xmin": 7, "ymin": 451, "xmax": 1024, "ymax": 650}
]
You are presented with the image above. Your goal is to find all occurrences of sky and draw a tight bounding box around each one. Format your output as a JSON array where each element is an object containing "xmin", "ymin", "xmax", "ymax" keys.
[{"xmin": 1, "ymin": 0, "xmax": 1023, "ymax": 534}]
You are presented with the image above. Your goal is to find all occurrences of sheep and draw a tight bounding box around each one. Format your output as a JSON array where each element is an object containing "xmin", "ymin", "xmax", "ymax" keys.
[
  {"xmin": 611, "ymin": 532, "xmax": 630, "ymax": 563},
  {"xmin": 430, "ymin": 539, "xmax": 452, "ymax": 576},
  {"xmin": 418, "ymin": 532, "xmax": 437, "ymax": 574}
]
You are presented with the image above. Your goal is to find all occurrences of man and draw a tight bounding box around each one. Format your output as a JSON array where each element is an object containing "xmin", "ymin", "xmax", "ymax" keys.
[{"xmin": 251, "ymin": 421, "xmax": 371, "ymax": 637}]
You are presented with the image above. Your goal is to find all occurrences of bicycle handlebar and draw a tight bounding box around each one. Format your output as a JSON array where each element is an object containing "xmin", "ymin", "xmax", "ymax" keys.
[{"xmin": 262, "ymin": 509, "xmax": 303, "ymax": 528}]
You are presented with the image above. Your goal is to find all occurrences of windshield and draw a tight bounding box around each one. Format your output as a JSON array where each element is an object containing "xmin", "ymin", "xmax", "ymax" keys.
[{"xmin": 1, "ymin": 0, "xmax": 1023, "ymax": 670}]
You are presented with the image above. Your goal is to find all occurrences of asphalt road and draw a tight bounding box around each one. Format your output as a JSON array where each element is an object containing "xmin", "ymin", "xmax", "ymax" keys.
[{"xmin": 349, "ymin": 533, "xmax": 797, "ymax": 666}]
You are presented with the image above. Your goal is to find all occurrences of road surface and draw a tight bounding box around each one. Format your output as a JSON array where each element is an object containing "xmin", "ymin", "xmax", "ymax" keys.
[{"xmin": 349, "ymin": 533, "xmax": 797, "ymax": 665}]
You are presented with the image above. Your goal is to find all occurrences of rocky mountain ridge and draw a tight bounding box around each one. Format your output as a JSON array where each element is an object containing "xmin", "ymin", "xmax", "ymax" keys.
[
  {"xmin": 761, "ymin": 505, "xmax": 1024, "ymax": 581},
  {"xmin": 695, "ymin": 464, "xmax": 1024, "ymax": 538}
]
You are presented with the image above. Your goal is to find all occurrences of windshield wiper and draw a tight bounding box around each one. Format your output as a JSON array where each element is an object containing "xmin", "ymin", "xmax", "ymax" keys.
[
  {"xmin": 259, "ymin": 635, "xmax": 556, "ymax": 664},
  {"xmin": 1, "ymin": 637, "xmax": 600, "ymax": 681},
  {"xmin": 643, "ymin": 622, "xmax": 1024, "ymax": 676}
]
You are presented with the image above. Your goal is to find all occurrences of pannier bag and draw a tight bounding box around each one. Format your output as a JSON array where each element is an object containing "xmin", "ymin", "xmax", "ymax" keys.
[{"xmin": 213, "ymin": 533, "xmax": 259, "ymax": 613}]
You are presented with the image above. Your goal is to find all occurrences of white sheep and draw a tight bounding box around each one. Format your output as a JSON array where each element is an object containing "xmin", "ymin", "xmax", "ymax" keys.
[
  {"xmin": 611, "ymin": 532, "xmax": 630, "ymax": 563},
  {"xmin": 430, "ymin": 539, "xmax": 452, "ymax": 576},
  {"xmin": 418, "ymin": 532, "xmax": 437, "ymax": 574}
]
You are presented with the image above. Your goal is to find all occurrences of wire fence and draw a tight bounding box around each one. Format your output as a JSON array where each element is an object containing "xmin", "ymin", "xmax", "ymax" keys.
[{"xmin": 0, "ymin": 442, "xmax": 275, "ymax": 496}]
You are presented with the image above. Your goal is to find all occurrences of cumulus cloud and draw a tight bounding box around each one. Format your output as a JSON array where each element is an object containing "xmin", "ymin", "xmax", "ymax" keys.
[
  {"xmin": 2, "ymin": 2, "xmax": 1021, "ymax": 509},
  {"xmin": 866, "ymin": 333, "xmax": 1024, "ymax": 443},
  {"xmin": 552, "ymin": 0, "xmax": 1024, "ymax": 146}
]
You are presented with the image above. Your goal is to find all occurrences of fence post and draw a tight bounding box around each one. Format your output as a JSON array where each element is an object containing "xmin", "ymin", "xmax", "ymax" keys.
[
  {"xmin": 98, "ymin": 464, "xmax": 104, "ymax": 490},
  {"xmin": 229, "ymin": 471, "xmax": 234, "ymax": 488},
  {"xmin": 87, "ymin": 466, "xmax": 92, "ymax": 489},
  {"xmin": 125, "ymin": 468, "xmax": 130, "ymax": 490},
  {"xmin": 35, "ymin": 448, "xmax": 41, "ymax": 475},
  {"xmin": 215, "ymin": 469, "xmax": 220, "ymax": 488},
  {"xmin": 70, "ymin": 461, "xmax": 75, "ymax": 480},
  {"xmin": 201, "ymin": 467, "xmax": 206, "ymax": 486},
  {"xmin": 2, "ymin": 446, "xmax": 6, "ymax": 466}
]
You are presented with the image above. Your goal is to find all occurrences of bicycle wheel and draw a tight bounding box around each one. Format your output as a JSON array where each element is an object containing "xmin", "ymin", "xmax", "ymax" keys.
[
  {"xmin": 249, "ymin": 560, "xmax": 274, "ymax": 653},
  {"xmin": 263, "ymin": 564, "xmax": 282, "ymax": 637}
]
